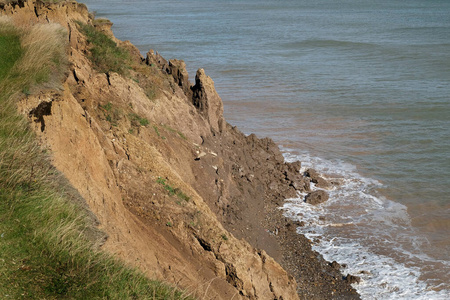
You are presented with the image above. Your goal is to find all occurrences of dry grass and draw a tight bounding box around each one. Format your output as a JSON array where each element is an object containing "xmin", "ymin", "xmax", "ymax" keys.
[
  {"xmin": 0, "ymin": 17, "xmax": 195, "ymax": 299},
  {"xmin": 6, "ymin": 22, "xmax": 67, "ymax": 93}
]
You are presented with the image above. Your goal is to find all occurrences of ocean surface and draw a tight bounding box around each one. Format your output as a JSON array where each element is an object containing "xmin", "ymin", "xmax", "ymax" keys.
[{"xmin": 82, "ymin": 0, "xmax": 450, "ymax": 298}]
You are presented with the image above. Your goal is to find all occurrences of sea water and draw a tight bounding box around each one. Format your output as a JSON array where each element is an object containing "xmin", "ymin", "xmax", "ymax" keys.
[{"xmin": 82, "ymin": 0, "xmax": 450, "ymax": 298}]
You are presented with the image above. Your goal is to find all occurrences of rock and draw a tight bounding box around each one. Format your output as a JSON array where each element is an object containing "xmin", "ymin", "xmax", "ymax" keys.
[
  {"xmin": 286, "ymin": 222, "xmax": 297, "ymax": 232},
  {"xmin": 261, "ymin": 137, "xmax": 285, "ymax": 163},
  {"xmin": 305, "ymin": 190, "xmax": 329, "ymax": 205},
  {"xmin": 145, "ymin": 49, "xmax": 168, "ymax": 71},
  {"xmin": 290, "ymin": 179, "xmax": 303, "ymax": 191},
  {"xmin": 305, "ymin": 168, "xmax": 331, "ymax": 189},
  {"xmin": 8, "ymin": 1, "xmax": 360, "ymax": 297},
  {"xmin": 329, "ymin": 261, "xmax": 341, "ymax": 270},
  {"xmin": 303, "ymin": 178, "xmax": 311, "ymax": 192},
  {"xmin": 304, "ymin": 168, "xmax": 319, "ymax": 179},
  {"xmin": 344, "ymin": 274, "xmax": 361, "ymax": 284},
  {"xmin": 191, "ymin": 69, "xmax": 225, "ymax": 134},
  {"xmin": 168, "ymin": 59, "xmax": 191, "ymax": 96},
  {"xmin": 287, "ymin": 161, "xmax": 302, "ymax": 173}
]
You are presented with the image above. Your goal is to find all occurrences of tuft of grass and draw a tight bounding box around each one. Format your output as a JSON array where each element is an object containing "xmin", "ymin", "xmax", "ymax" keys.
[
  {"xmin": 153, "ymin": 124, "xmax": 166, "ymax": 139},
  {"xmin": 100, "ymin": 102, "xmax": 113, "ymax": 112},
  {"xmin": 145, "ymin": 85, "xmax": 157, "ymax": 100},
  {"xmin": 162, "ymin": 124, "xmax": 187, "ymax": 140},
  {"xmin": 156, "ymin": 177, "xmax": 190, "ymax": 202},
  {"xmin": 0, "ymin": 19, "xmax": 194, "ymax": 300},
  {"xmin": 129, "ymin": 113, "xmax": 149, "ymax": 127},
  {"xmin": 76, "ymin": 21, "xmax": 131, "ymax": 75},
  {"xmin": 99, "ymin": 102, "xmax": 121, "ymax": 126},
  {"xmin": 0, "ymin": 20, "xmax": 67, "ymax": 95}
]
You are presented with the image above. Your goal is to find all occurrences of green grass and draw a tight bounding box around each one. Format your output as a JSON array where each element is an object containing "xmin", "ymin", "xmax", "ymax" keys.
[
  {"xmin": 0, "ymin": 30, "xmax": 22, "ymax": 81},
  {"xmin": 129, "ymin": 113, "xmax": 149, "ymax": 127},
  {"xmin": 161, "ymin": 124, "xmax": 187, "ymax": 140},
  {"xmin": 156, "ymin": 177, "xmax": 190, "ymax": 202},
  {"xmin": 0, "ymin": 19, "xmax": 193, "ymax": 300},
  {"xmin": 76, "ymin": 21, "xmax": 131, "ymax": 74},
  {"xmin": 99, "ymin": 102, "xmax": 122, "ymax": 126}
]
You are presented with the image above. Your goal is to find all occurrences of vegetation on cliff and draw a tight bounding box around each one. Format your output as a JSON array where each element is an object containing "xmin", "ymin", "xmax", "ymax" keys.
[
  {"xmin": 0, "ymin": 1, "xmax": 361, "ymax": 298},
  {"xmin": 0, "ymin": 17, "xmax": 191, "ymax": 300},
  {"xmin": 77, "ymin": 20, "xmax": 131, "ymax": 75}
]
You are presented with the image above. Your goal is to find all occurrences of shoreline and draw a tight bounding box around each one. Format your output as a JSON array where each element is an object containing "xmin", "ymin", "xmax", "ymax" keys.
[
  {"xmin": 196, "ymin": 129, "xmax": 361, "ymax": 299},
  {"xmin": 2, "ymin": 1, "xmax": 362, "ymax": 298},
  {"xmin": 82, "ymin": 1, "xmax": 448, "ymax": 296},
  {"xmin": 81, "ymin": 1, "xmax": 363, "ymax": 297}
]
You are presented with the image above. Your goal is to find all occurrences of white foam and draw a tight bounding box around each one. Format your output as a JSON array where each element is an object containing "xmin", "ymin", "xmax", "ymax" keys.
[{"xmin": 281, "ymin": 150, "xmax": 450, "ymax": 299}]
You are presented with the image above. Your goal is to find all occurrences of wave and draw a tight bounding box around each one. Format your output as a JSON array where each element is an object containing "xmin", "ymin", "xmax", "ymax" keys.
[{"xmin": 281, "ymin": 150, "xmax": 450, "ymax": 299}]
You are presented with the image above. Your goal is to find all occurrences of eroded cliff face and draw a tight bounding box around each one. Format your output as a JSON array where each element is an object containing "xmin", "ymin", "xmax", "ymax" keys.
[
  {"xmin": 3, "ymin": 1, "xmax": 360, "ymax": 299},
  {"xmin": 4, "ymin": 1, "xmax": 300, "ymax": 299}
]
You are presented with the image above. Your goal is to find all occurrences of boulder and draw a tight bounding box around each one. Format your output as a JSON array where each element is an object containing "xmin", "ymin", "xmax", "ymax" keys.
[
  {"xmin": 329, "ymin": 261, "xmax": 341, "ymax": 270},
  {"xmin": 344, "ymin": 274, "xmax": 361, "ymax": 284},
  {"xmin": 305, "ymin": 168, "xmax": 331, "ymax": 189},
  {"xmin": 305, "ymin": 190, "xmax": 329, "ymax": 205}
]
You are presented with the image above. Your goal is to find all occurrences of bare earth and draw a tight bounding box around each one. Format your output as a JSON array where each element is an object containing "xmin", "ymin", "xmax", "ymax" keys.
[{"xmin": 3, "ymin": 1, "xmax": 360, "ymax": 299}]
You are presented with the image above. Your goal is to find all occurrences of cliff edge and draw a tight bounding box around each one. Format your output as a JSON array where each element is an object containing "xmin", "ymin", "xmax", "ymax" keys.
[{"xmin": 2, "ymin": 1, "xmax": 359, "ymax": 299}]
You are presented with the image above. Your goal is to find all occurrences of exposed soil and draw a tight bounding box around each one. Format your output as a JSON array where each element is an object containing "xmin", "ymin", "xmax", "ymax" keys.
[{"xmin": 6, "ymin": 1, "xmax": 361, "ymax": 299}]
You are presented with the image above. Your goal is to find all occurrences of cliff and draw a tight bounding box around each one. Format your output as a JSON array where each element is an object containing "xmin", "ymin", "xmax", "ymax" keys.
[{"xmin": 1, "ymin": 1, "xmax": 359, "ymax": 299}]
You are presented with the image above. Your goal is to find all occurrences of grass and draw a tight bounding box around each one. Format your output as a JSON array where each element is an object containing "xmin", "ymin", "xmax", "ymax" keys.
[
  {"xmin": 161, "ymin": 124, "xmax": 187, "ymax": 140},
  {"xmin": 156, "ymin": 177, "xmax": 190, "ymax": 202},
  {"xmin": 0, "ymin": 20, "xmax": 67, "ymax": 95},
  {"xmin": 129, "ymin": 113, "xmax": 149, "ymax": 127},
  {"xmin": 153, "ymin": 124, "xmax": 186, "ymax": 141},
  {"xmin": 0, "ymin": 26, "xmax": 22, "ymax": 81},
  {"xmin": 0, "ymin": 19, "xmax": 193, "ymax": 299},
  {"xmin": 99, "ymin": 102, "xmax": 122, "ymax": 126},
  {"xmin": 76, "ymin": 21, "xmax": 131, "ymax": 75}
]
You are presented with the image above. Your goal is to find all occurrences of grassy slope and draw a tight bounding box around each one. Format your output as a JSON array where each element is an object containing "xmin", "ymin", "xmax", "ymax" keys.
[{"xmin": 0, "ymin": 19, "xmax": 192, "ymax": 300}]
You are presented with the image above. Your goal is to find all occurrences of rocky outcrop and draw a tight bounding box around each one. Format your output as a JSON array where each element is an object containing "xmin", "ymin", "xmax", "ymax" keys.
[
  {"xmin": 168, "ymin": 59, "xmax": 191, "ymax": 97},
  {"xmin": 191, "ymin": 68, "xmax": 225, "ymax": 134},
  {"xmin": 0, "ymin": 0, "xmax": 89, "ymax": 30},
  {"xmin": 7, "ymin": 1, "xmax": 360, "ymax": 299},
  {"xmin": 146, "ymin": 49, "xmax": 168, "ymax": 71}
]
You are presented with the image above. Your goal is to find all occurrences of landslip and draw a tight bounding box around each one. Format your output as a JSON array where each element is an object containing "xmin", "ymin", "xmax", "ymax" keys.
[{"xmin": 1, "ymin": 1, "xmax": 360, "ymax": 298}]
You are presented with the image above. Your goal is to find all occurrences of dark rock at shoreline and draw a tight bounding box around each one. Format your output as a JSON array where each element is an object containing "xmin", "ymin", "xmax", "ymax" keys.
[
  {"xmin": 305, "ymin": 190, "xmax": 329, "ymax": 205},
  {"xmin": 330, "ymin": 260, "xmax": 341, "ymax": 270},
  {"xmin": 305, "ymin": 168, "xmax": 331, "ymax": 189},
  {"xmin": 191, "ymin": 123, "xmax": 360, "ymax": 298},
  {"xmin": 344, "ymin": 274, "xmax": 361, "ymax": 284}
]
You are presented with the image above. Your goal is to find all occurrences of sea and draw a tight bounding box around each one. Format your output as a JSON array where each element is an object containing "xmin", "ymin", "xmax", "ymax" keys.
[{"xmin": 82, "ymin": 1, "xmax": 450, "ymax": 298}]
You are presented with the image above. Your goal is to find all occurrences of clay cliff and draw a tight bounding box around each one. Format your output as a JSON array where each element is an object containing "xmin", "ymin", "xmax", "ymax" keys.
[{"xmin": 2, "ymin": 1, "xmax": 359, "ymax": 299}]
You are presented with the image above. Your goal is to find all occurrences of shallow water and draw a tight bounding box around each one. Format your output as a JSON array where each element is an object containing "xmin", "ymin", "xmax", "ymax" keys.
[{"xmin": 83, "ymin": 0, "xmax": 450, "ymax": 297}]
